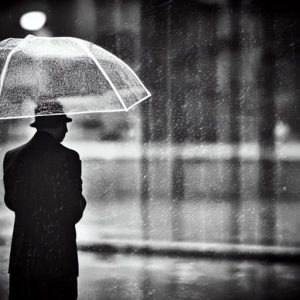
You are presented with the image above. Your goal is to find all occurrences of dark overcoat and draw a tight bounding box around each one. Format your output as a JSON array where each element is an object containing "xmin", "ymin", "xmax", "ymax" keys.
[{"xmin": 3, "ymin": 131, "xmax": 86, "ymax": 277}]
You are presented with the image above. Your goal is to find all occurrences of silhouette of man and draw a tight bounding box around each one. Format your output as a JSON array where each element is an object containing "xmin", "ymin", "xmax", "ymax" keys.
[{"xmin": 3, "ymin": 101, "xmax": 86, "ymax": 300}]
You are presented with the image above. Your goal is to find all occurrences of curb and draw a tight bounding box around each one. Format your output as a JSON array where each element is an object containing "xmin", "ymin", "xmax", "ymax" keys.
[{"xmin": 78, "ymin": 240, "xmax": 300, "ymax": 264}]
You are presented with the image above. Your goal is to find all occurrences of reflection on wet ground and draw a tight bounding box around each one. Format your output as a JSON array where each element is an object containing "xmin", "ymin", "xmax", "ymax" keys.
[{"xmin": 1, "ymin": 245, "xmax": 299, "ymax": 300}]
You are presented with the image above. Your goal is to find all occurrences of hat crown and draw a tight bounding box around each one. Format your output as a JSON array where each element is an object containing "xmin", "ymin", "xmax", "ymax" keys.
[{"xmin": 34, "ymin": 101, "xmax": 65, "ymax": 116}]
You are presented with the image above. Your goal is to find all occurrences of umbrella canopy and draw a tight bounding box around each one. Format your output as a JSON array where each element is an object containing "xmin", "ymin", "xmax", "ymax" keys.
[{"xmin": 0, "ymin": 35, "xmax": 151, "ymax": 119}]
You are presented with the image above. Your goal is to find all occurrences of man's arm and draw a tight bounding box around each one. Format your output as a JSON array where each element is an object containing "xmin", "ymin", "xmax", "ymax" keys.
[{"xmin": 65, "ymin": 151, "xmax": 86, "ymax": 224}]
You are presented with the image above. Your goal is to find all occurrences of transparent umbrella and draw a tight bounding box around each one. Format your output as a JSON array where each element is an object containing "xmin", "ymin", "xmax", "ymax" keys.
[{"xmin": 0, "ymin": 35, "xmax": 151, "ymax": 119}]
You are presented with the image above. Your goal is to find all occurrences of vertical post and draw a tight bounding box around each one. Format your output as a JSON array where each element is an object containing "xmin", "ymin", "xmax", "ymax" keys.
[
  {"xmin": 139, "ymin": 0, "xmax": 171, "ymax": 240},
  {"xmin": 140, "ymin": 154, "xmax": 150, "ymax": 240},
  {"xmin": 171, "ymin": 155, "xmax": 185, "ymax": 241},
  {"xmin": 184, "ymin": 4, "xmax": 218, "ymax": 144},
  {"xmin": 139, "ymin": 1, "xmax": 153, "ymax": 241},
  {"xmin": 168, "ymin": 3, "xmax": 186, "ymax": 242},
  {"xmin": 227, "ymin": 0, "xmax": 242, "ymax": 243},
  {"xmin": 258, "ymin": 8, "xmax": 277, "ymax": 245}
]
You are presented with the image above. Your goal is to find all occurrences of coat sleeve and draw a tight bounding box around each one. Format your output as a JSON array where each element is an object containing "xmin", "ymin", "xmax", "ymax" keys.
[{"xmin": 64, "ymin": 151, "xmax": 86, "ymax": 224}]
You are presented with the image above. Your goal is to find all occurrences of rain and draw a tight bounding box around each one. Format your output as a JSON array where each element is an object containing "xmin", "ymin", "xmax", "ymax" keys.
[{"xmin": 0, "ymin": 0, "xmax": 299, "ymax": 299}]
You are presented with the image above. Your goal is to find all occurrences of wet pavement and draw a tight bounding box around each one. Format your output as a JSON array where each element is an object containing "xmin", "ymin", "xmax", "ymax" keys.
[{"xmin": 1, "ymin": 245, "xmax": 300, "ymax": 300}]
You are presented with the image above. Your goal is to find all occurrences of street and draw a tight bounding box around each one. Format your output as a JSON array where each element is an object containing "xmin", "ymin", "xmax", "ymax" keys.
[{"xmin": 0, "ymin": 245, "xmax": 300, "ymax": 300}]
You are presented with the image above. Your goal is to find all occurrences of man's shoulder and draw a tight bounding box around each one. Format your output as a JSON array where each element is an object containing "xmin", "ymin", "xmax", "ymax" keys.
[
  {"xmin": 5, "ymin": 141, "xmax": 80, "ymax": 162},
  {"xmin": 5, "ymin": 142, "xmax": 28, "ymax": 159},
  {"xmin": 3, "ymin": 142, "xmax": 30, "ymax": 171},
  {"xmin": 58, "ymin": 144, "xmax": 80, "ymax": 160}
]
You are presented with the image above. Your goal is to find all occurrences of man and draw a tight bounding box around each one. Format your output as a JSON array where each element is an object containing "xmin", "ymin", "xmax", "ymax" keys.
[{"xmin": 3, "ymin": 101, "xmax": 86, "ymax": 300}]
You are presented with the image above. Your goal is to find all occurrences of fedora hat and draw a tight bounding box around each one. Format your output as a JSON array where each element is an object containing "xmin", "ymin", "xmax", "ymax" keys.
[{"xmin": 30, "ymin": 101, "xmax": 72, "ymax": 128}]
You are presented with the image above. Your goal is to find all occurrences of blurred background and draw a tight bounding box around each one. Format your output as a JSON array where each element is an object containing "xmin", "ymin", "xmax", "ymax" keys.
[{"xmin": 0, "ymin": 0, "xmax": 299, "ymax": 299}]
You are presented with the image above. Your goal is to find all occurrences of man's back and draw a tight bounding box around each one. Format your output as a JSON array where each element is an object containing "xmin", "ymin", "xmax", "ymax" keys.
[{"xmin": 3, "ymin": 131, "xmax": 86, "ymax": 278}]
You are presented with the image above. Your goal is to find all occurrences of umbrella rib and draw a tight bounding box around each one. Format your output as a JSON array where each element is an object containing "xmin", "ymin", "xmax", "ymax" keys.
[
  {"xmin": 0, "ymin": 36, "xmax": 31, "ymax": 97},
  {"xmin": 126, "ymin": 94, "xmax": 152, "ymax": 111},
  {"xmin": 73, "ymin": 39, "xmax": 128, "ymax": 111},
  {"xmin": 0, "ymin": 108, "xmax": 127, "ymax": 120},
  {"xmin": 95, "ymin": 45, "xmax": 152, "ymax": 100}
]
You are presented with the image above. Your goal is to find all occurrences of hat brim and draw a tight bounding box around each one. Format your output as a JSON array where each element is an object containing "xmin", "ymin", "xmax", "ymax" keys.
[{"xmin": 30, "ymin": 115, "xmax": 72, "ymax": 128}]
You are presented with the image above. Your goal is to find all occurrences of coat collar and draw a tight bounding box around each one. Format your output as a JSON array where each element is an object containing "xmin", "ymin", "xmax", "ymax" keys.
[{"xmin": 30, "ymin": 131, "xmax": 60, "ymax": 146}]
